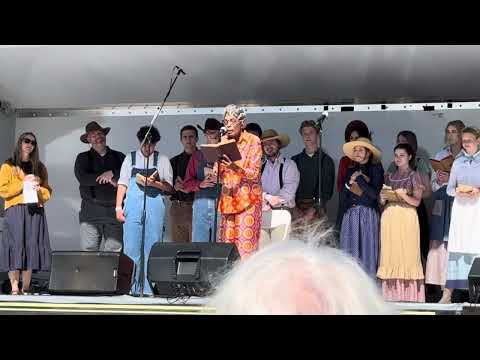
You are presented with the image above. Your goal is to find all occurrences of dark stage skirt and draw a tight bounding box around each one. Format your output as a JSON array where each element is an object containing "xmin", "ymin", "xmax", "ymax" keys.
[
  {"xmin": 417, "ymin": 199, "xmax": 430, "ymax": 261},
  {"xmin": 429, "ymin": 187, "xmax": 453, "ymax": 243},
  {"xmin": 340, "ymin": 205, "xmax": 380, "ymax": 279},
  {"xmin": 0, "ymin": 204, "xmax": 51, "ymax": 271}
]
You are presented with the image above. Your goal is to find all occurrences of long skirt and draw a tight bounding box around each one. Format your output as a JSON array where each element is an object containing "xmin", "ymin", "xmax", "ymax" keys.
[
  {"xmin": 219, "ymin": 203, "xmax": 262, "ymax": 260},
  {"xmin": 425, "ymin": 187, "xmax": 454, "ymax": 285},
  {"xmin": 377, "ymin": 203, "xmax": 425, "ymax": 302},
  {"xmin": 445, "ymin": 252, "xmax": 479, "ymax": 290},
  {"xmin": 340, "ymin": 205, "xmax": 380, "ymax": 279},
  {"xmin": 445, "ymin": 196, "xmax": 480, "ymax": 289},
  {"xmin": 0, "ymin": 204, "xmax": 51, "ymax": 272}
]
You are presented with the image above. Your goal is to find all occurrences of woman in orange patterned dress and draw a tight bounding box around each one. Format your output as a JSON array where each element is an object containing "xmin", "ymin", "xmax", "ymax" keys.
[{"xmin": 217, "ymin": 104, "xmax": 263, "ymax": 259}]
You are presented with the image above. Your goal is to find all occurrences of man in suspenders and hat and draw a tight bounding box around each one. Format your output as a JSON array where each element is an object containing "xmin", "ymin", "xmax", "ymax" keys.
[
  {"xmin": 261, "ymin": 129, "xmax": 300, "ymax": 211},
  {"xmin": 115, "ymin": 126, "xmax": 173, "ymax": 296},
  {"xmin": 260, "ymin": 129, "xmax": 300, "ymax": 246}
]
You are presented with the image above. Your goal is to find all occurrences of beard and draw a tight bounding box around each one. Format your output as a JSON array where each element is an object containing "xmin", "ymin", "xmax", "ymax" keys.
[{"xmin": 266, "ymin": 150, "xmax": 279, "ymax": 160}]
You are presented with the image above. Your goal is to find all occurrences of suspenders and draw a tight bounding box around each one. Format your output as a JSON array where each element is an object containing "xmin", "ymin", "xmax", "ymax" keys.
[
  {"xmin": 261, "ymin": 160, "xmax": 284, "ymax": 189},
  {"xmin": 131, "ymin": 151, "xmax": 159, "ymax": 169}
]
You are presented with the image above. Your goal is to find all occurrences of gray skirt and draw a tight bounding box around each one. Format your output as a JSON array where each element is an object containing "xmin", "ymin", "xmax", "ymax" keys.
[{"xmin": 0, "ymin": 204, "xmax": 51, "ymax": 271}]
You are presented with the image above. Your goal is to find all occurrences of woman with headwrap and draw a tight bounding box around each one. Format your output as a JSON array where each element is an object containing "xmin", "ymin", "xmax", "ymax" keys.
[{"xmin": 217, "ymin": 105, "xmax": 263, "ymax": 260}]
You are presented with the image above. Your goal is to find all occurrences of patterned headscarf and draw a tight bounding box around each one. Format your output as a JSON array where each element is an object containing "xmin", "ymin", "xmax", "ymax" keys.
[{"xmin": 224, "ymin": 104, "xmax": 247, "ymax": 123}]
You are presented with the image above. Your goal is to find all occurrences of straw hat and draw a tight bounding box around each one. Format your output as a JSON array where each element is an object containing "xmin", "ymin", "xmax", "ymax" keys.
[
  {"xmin": 343, "ymin": 137, "xmax": 381, "ymax": 161},
  {"xmin": 261, "ymin": 129, "xmax": 290, "ymax": 148}
]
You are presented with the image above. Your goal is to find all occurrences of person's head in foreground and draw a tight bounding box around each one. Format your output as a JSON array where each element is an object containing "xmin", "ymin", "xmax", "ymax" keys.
[{"xmin": 209, "ymin": 223, "xmax": 394, "ymax": 315}]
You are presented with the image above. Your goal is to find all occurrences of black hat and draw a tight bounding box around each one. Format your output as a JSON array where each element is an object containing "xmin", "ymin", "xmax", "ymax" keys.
[
  {"xmin": 80, "ymin": 121, "xmax": 111, "ymax": 143},
  {"xmin": 197, "ymin": 118, "xmax": 222, "ymax": 133}
]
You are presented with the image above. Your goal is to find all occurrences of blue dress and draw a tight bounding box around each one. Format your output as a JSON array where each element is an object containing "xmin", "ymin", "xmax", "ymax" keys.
[{"xmin": 340, "ymin": 161, "xmax": 384, "ymax": 278}]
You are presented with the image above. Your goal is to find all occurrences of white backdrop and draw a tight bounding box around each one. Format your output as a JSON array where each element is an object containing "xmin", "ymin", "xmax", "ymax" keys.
[
  {"xmin": 0, "ymin": 112, "xmax": 15, "ymax": 217},
  {"xmin": 14, "ymin": 109, "xmax": 480, "ymax": 250}
]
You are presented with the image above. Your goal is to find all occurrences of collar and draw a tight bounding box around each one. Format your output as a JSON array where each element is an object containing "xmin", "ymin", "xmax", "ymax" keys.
[
  {"xmin": 90, "ymin": 146, "xmax": 111, "ymax": 157},
  {"xmin": 302, "ymin": 148, "xmax": 318, "ymax": 157},
  {"xmin": 137, "ymin": 149, "xmax": 157, "ymax": 159},
  {"xmin": 181, "ymin": 150, "xmax": 195, "ymax": 158},
  {"xmin": 460, "ymin": 149, "xmax": 480, "ymax": 163},
  {"xmin": 263, "ymin": 153, "xmax": 285, "ymax": 166},
  {"xmin": 238, "ymin": 131, "xmax": 249, "ymax": 145}
]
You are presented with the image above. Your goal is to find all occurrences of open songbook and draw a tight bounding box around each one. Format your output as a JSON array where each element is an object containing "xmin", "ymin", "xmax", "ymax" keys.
[
  {"xmin": 380, "ymin": 185, "xmax": 401, "ymax": 202},
  {"xmin": 456, "ymin": 184, "xmax": 475, "ymax": 193},
  {"xmin": 430, "ymin": 155, "xmax": 454, "ymax": 173},
  {"xmin": 200, "ymin": 139, "xmax": 241, "ymax": 163}
]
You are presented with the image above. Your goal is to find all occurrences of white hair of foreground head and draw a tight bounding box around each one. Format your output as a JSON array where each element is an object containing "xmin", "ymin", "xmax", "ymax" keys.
[{"xmin": 208, "ymin": 236, "xmax": 395, "ymax": 315}]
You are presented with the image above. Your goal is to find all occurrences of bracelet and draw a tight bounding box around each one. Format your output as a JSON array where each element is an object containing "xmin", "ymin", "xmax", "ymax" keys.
[{"xmin": 115, "ymin": 207, "xmax": 122, "ymax": 212}]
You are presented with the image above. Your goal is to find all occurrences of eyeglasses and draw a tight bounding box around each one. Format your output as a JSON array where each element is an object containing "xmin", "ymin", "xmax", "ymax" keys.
[
  {"xmin": 22, "ymin": 138, "xmax": 36, "ymax": 146},
  {"xmin": 223, "ymin": 118, "xmax": 241, "ymax": 126}
]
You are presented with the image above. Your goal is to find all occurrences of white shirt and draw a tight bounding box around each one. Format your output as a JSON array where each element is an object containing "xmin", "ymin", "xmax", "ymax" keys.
[
  {"xmin": 430, "ymin": 146, "xmax": 453, "ymax": 192},
  {"xmin": 261, "ymin": 154, "xmax": 300, "ymax": 208},
  {"xmin": 118, "ymin": 150, "xmax": 173, "ymax": 188}
]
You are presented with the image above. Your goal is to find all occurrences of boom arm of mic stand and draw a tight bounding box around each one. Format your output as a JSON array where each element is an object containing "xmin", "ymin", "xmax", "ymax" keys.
[
  {"xmin": 315, "ymin": 119, "xmax": 325, "ymax": 212},
  {"xmin": 137, "ymin": 68, "xmax": 185, "ymax": 296},
  {"xmin": 212, "ymin": 158, "xmax": 222, "ymax": 243},
  {"xmin": 140, "ymin": 70, "xmax": 183, "ymax": 148}
]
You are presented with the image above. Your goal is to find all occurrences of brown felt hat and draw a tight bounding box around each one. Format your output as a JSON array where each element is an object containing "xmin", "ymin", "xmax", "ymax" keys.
[{"xmin": 80, "ymin": 121, "xmax": 111, "ymax": 143}]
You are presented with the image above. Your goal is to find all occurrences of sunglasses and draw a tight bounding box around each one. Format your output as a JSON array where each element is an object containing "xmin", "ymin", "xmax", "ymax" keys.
[{"xmin": 22, "ymin": 138, "xmax": 37, "ymax": 146}]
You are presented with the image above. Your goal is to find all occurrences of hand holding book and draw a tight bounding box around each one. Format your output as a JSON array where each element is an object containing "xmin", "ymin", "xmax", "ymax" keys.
[
  {"xmin": 200, "ymin": 139, "xmax": 241, "ymax": 164},
  {"xmin": 380, "ymin": 185, "xmax": 401, "ymax": 202},
  {"xmin": 430, "ymin": 155, "xmax": 454, "ymax": 173}
]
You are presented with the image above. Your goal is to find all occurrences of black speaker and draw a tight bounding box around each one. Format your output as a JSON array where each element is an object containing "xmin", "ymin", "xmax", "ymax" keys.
[
  {"xmin": 468, "ymin": 258, "xmax": 480, "ymax": 303},
  {"xmin": 48, "ymin": 251, "xmax": 134, "ymax": 295},
  {"xmin": 147, "ymin": 242, "xmax": 240, "ymax": 297}
]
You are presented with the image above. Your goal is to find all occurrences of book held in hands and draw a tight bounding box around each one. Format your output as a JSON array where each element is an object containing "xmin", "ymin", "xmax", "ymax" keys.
[
  {"xmin": 430, "ymin": 155, "xmax": 454, "ymax": 173},
  {"xmin": 200, "ymin": 139, "xmax": 241, "ymax": 164},
  {"xmin": 456, "ymin": 184, "xmax": 474, "ymax": 193},
  {"xmin": 380, "ymin": 185, "xmax": 401, "ymax": 202}
]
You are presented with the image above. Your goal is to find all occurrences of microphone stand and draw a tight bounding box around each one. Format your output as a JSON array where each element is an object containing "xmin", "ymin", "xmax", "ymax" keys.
[
  {"xmin": 210, "ymin": 128, "xmax": 227, "ymax": 243},
  {"xmin": 315, "ymin": 115, "xmax": 326, "ymax": 215},
  {"xmin": 211, "ymin": 155, "xmax": 223, "ymax": 243},
  {"xmin": 137, "ymin": 66, "xmax": 185, "ymax": 297}
]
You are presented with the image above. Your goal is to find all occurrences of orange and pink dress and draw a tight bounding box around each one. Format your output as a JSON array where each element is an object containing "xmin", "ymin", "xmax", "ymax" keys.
[{"xmin": 218, "ymin": 131, "xmax": 263, "ymax": 259}]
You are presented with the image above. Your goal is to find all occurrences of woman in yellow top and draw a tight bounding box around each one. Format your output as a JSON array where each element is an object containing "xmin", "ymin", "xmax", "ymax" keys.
[{"xmin": 0, "ymin": 132, "xmax": 52, "ymax": 295}]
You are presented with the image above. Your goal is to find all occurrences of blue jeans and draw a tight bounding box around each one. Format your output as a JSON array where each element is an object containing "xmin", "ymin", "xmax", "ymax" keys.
[{"xmin": 192, "ymin": 197, "xmax": 219, "ymax": 242}]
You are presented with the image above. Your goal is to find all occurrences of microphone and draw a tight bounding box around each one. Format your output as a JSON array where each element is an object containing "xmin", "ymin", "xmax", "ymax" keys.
[
  {"xmin": 220, "ymin": 126, "xmax": 227, "ymax": 136},
  {"xmin": 175, "ymin": 65, "xmax": 186, "ymax": 75},
  {"xmin": 316, "ymin": 111, "xmax": 328, "ymax": 129}
]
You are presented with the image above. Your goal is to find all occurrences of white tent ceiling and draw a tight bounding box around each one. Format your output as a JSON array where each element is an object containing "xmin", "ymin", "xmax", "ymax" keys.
[{"xmin": 0, "ymin": 45, "xmax": 479, "ymax": 109}]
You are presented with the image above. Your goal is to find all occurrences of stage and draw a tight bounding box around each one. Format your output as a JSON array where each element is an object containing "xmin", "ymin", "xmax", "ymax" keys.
[
  {"xmin": 0, "ymin": 294, "xmax": 213, "ymax": 315},
  {"xmin": 0, "ymin": 294, "xmax": 475, "ymax": 315}
]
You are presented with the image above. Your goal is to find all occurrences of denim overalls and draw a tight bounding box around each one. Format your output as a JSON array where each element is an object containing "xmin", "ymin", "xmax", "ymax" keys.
[
  {"xmin": 192, "ymin": 156, "xmax": 220, "ymax": 242},
  {"xmin": 123, "ymin": 151, "xmax": 165, "ymax": 295}
]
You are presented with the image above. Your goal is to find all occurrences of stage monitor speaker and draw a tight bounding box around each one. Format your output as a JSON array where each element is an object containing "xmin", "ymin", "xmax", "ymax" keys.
[
  {"xmin": 48, "ymin": 251, "xmax": 133, "ymax": 295},
  {"xmin": 147, "ymin": 242, "xmax": 240, "ymax": 298},
  {"xmin": 468, "ymin": 258, "xmax": 480, "ymax": 303}
]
